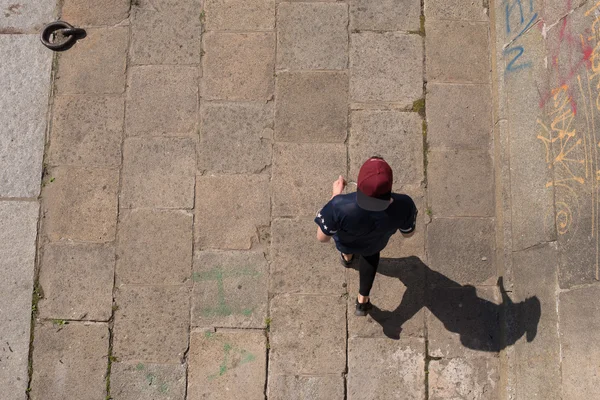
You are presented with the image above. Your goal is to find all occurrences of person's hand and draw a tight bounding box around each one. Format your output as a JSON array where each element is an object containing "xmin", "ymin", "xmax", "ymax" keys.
[{"xmin": 332, "ymin": 175, "xmax": 346, "ymax": 197}]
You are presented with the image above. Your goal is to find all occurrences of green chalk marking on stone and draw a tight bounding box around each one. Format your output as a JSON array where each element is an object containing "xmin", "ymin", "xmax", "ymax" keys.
[
  {"xmin": 240, "ymin": 351, "xmax": 256, "ymax": 365},
  {"xmin": 159, "ymin": 383, "xmax": 169, "ymax": 393},
  {"xmin": 136, "ymin": 363, "xmax": 145, "ymax": 371},
  {"xmin": 146, "ymin": 373, "xmax": 155, "ymax": 385},
  {"xmin": 241, "ymin": 308, "xmax": 253, "ymax": 316},
  {"xmin": 204, "ymin": 331, "xmax": 214, "ymax": 338}
]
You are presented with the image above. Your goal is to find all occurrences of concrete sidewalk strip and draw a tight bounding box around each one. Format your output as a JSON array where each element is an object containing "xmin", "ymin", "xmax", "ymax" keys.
[
  {"xmin": 276, "ymin": 2, "xmax": 348, "ymax": 71},
  {"xmin": 125, "ymin": 65, "xmax": 199, "ymax": 137},
  {"xmin": 205, "ymin": 0, "xmax": 276, "ymax": 31},
  {"xmin": 349, "ymin": 0, "xmax": 421, "ymax": 32},
  {"xmin": 427, "ymin": 150, "xmax": 494, "ymax": 217},
  {"xmin": 347, "ymin": 336, "xmax": 425, "ymax": 400},
  {"xmin": 272, "ymin": 142, "xmax": 346, "ymax": 217},
  {"xmin": 269, "ymin": 294, "xmax": 346, "ymax": 375},
  {"xmin": 198, "ymin": 102, "xmax": 273, "ymax": 174},
  {"xmin": 55, "ymin": 27, "xmax": 128, "ymax": 95},
  {"xmin": 350, "ymin": 32, "xmax": 422, "ymax": 104},
  {"xmin": 42, "ymin": 167, "xmax": 119, "ymax": 243},
  {"xmin": 511, "ymin": 243, "xmax": 561, "ymax": 399},
  {"xmin": 268, "ymin": 374, "xmax": 344, "ymax": 400},
  {"xmin": 195, "ymin": 174, "xmax": 271, "ymax": 250},
  {"xmin": 120, "ymin": 137, "xmax": 196, "ymax": 209},
  {"xmin": 192, "ymin": 250, "xmax": 268, "ymax": 329},
  {"xmin": 425, "ymin": 20, "xmax": 490, "ymax": 84},
  {"xmin": 113, "ymin": 285, "xmax": 190, "ymax": 364},
  {"xmin": 559, "ymin": 285, "xmax": 600, "ymax": 399},
  {"xmin": 202, "ymin": 32, "xmax": 275, "ymax": 101},
  {"xmin": 110, "ymin": 362, "xmax": 187, "ymax": 400},
  {"xmin": 30, "ymin": 322, "xmax": 109, "ymax": 400},
  {"xmin": 188, "ymin": 329, "xmax": 266, "ymax": 400},
  {"xmin": 349, "ymin": 110, "xmax": 423, "ymax": 185},
  {"xmin": 0, "ymin": 201, "xmax": 39, "ymax": 398},
  {"xmin": 38, "ymin": 242, "xmax": 114, "ymax": 321},
  {"xmin": 428, "ymin": 356, "xmax": 499, "ymax": 400},
  {"xmin": 0, "ymin": 34, "xmax": 52, "ymax": 198},
  {"xmin": 116, "ymin": 209, "xmax": 193, "ymax": 285},
  {"xmin": 275, "ymin": 71, "xmax": 348, "ymax": 143},
  {"xmin": 48, "ymin": 95, "xmax": 124, "ymax": 168},
  {"xmin": 270, "ymin": 218, "xmax": 346, "ymax": 295},
  {"xmin": 130, "ymin": 0, "xmax": 202, "ymax": 65}
]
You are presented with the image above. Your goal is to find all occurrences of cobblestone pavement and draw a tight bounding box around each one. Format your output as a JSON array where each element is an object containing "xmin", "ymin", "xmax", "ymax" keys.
[{"xmin": 2, "ymin": 0, "xmax": 600, "ymax": 399}]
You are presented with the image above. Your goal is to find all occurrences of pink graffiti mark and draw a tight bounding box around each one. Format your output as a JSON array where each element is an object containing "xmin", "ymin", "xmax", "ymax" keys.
[{"xmin": 539, "ymin": 3, "xmax": 594, "ymax": 114}]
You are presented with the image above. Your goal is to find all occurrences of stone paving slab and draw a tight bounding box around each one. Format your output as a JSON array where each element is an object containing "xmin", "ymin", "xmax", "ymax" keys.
[
  {"xmin": 425, "ymin": 20, "xmax": 490, "ymax": 83},
  {"xmin": 559, "ymin": 285, "xmax": 600, "ymax": 399},
  {"xmin": 120, "ymin": 137, "xmax": 196, "ymax": 209},
  {"xmin": 192, "ymin": 250, "xmax": 268, "ymax": 328},
  {"xmin": 199, "ymin": 102, "xmax": 273, "ymax": 174},
  {"xmin": 202, "ymin": 32, "xmax": 275, "ymax": 101},
  {"xmin": 111, "ymin": 362, "xmax": 187, "ymax": 400},
  {"xmin": 130, "ymin": 0, "xmax": 202, "ymax": 65},
  {"xmin": 272, "ymin": 143, "xmax": 346, "ymax": 217},
  {"xmin": 42, "ymin": 167, "xmax": 119, "ymax": 243},
  {"xmin": 427, "ymin": 218, "xmax": 495, "ymax": 286},
  {"xmin": 511, "ymin": 243, "xmax": 560, "ymax": 399},
  {"xmin": 126, "ymin": 66, "xmax": 199, "ymax": 136},
  {"xmin": 275, "ymin": 71, "xmax": 348, "ymax": 143},
  {"xmin": 117, "ymin": 209, "xmax": 193, "ymax": 285},
  {"xmin": 426, "ymin": 83, "xmax": 492, "ymax": 150},
  {"xmin": 347, "ymin": 257, "xmax": 425, "ymax": 339},
  {"xmin": 350, "ymin": 32, "xmax": 422, "ymax": 104},
  {"xmin": 196, "ymin": 174, "xmax": 271, "ymax": 249},
  {"xmin": 347, "ymin": 336, "xmax": 425, "ymax": 400},
  {"xmin": 0, "ymin": 34, "xmax": 52, "ymax": 198},
  {"xmin": 427, "ymin": 150, "xmax": 494, "ymax": 217},
  {"xmin": 113, "ymin": 285, "xmax": 190, "ymax": 363},
  {"xmin": 62, "ymin": 0, "xmax": 130, "ymax": 26},
  {"xmin": 269, "ymin": 294, "xmax": 346, "ymax": 375},
  {"xmin": 188, "ymin": 329, "xmax": 266, "ymax": 400},
  {"xmin": 349, "ymin": 110, "xmax": 423, "ymax": 185},
  {"xmin": 502, "ymin": 25, "xmax": 552, "ymax": 252},
  {"xmin": 276, "ymin": 2, "xmax": 348, "ymax": 70},
  {"xmin": 48, "ymin": 95, "xmax": 124, "ymax": 168},
  {"xmin": 0, "ymin": 0, "xmax": 54, "ymax": 32},
  {"xmin": 30, "ymin": 322, "xmax": 108, "ymax": 400},
  {"xmin": 426, "ymin": 286, "xmax": 501, "ymax": 358},
  {"xmin": 268, "ymin": 374, "xmax": 344, "ymax": 400},
  {"xmin": 38, "ymin": 242, "xmax": 114, "ymax": 321},
  {"xmin": 349, "ymin": 0, "xmax": 420, "ymax": 32},
  {"xmin": 424, "ymin": 0, "xmax": 489, "ymax": 21},
  {"xmin": 55, "ymin": 27, "xmax": 128, "ymax": 94},
  {"xmin": 205, "ymin": 0, "xmax": 275, "ymax": 31},
  {"xmin": 0, "ymin": 201, "xmax": 39, "ymax": 398},
  {"xmin": 270, "ymin": 218, "xmax": 346, "ymax": 295},
  {"xmin": 428, "ymin": 356, "xmax": 499, "ymax": 400}
]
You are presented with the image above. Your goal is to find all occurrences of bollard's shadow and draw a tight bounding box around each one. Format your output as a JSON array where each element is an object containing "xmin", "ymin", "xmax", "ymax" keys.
[{"xmin": 350, "ymin": 256, "xmax": 541, "ymax": 351}]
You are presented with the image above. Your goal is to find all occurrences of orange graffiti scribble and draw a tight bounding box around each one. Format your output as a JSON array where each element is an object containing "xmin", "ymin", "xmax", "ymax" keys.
[{"xmin": 537, "ymin": 86, "xmax": 586, "ymax": 187}]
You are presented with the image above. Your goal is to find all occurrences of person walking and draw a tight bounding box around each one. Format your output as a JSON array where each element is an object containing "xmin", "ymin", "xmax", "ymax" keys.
[{"xmin": 314, "ymin": 157, "xmax": 418, "ymax": 316}]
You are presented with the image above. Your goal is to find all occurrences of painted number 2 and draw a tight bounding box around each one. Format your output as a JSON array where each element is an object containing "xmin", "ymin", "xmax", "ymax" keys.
[{"xmin": 505, "ymin": 46, "xmax": 532, "ymax": 72}]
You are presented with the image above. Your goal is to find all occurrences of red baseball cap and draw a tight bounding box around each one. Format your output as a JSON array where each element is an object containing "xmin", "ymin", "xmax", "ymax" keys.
[{"xmin": 356, "ymin": 157, "xmax": 393, "ymax": 211}]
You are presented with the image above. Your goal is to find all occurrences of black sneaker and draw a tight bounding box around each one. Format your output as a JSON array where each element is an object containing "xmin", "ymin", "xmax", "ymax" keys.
[
  {"xmin": 339, "ymin": 252, "xmax": 354, "ymax": 268},
  {"xmin": 355, "ymin": 299, "xmax": 372, "ymax": 316}
]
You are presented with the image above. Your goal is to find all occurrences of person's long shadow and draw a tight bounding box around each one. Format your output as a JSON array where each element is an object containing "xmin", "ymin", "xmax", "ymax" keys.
[{"xmin": 351, "ymin": 256, "xmax": 541, "ymax": 351}]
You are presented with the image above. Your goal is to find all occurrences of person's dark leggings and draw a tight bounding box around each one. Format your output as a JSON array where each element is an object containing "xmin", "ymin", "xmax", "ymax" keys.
[{"xmin": 358, "ymin": 252, "xmax": 381, "ymax": 297}]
